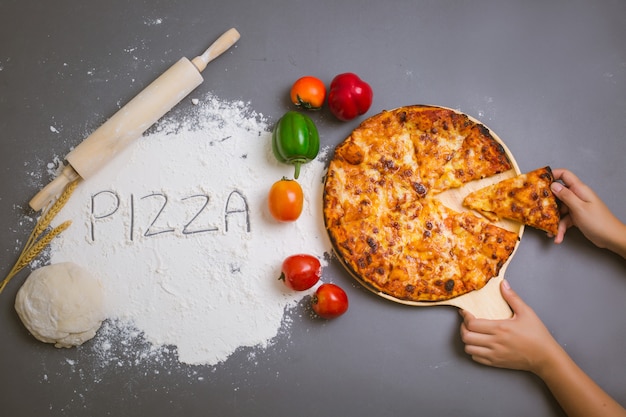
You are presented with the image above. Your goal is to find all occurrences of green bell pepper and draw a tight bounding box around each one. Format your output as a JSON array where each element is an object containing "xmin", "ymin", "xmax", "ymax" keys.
[{"xmin": 272, "ymin": 111, "xmax": 320, "ymax": 179}]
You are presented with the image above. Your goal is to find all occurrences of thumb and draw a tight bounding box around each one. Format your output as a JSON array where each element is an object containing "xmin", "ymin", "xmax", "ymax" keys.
[
  {"xmin": 500, "ymin": 280, "xmax": 527, "ymax": 316},
  {"xmin": 551, "ymin": 181, "xmax": 588, "ymax": 209}
]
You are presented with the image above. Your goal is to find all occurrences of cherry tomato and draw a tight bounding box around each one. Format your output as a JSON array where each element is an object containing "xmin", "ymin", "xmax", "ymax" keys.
[
  {"xmin": 279, "ymin": 254, "xmax": 321, "ymax": 291},
  {"xmin": 268, "ymin": 178, "xmax": 304, "ymax": 222},
  {"xmin": 311, "ymin": 283, "xmax": 349, "ymax": 319},
  {"xmin": 290, "ymin": 76, "xmax": 326, "ymax": 110}
]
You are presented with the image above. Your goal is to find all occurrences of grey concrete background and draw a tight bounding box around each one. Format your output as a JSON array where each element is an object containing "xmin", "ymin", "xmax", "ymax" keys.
[{"xmin": 1, "ymin": 1, "xmax": 625, "ymax": 416}]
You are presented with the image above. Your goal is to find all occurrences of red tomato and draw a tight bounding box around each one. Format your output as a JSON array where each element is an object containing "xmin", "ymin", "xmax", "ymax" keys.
[
  {"xmin": 268, "ymin": 178, "xmax": 304, "ymax": 222},
  {"xmin": 327, "ymin": 72, "xmax": 373, "ymax": 121},
  {"xmin": 279, "ymin": 254, "xmax": 321, "ymax": 291},
  {"xmin": 290, "ymin": 76, "xmax": 326, "ymax": 110},
  {"xmin": 311, "ymin": 283, "xmax": 349, "ymax": 319}
]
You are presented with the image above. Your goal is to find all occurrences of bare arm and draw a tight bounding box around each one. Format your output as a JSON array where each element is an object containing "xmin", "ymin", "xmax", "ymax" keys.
[
  {"xmin": 550, "ymin": 168, "xmax": 626, "ymax": 258},
  {"xmin": 460, "ymin": 280, "xmax": 626, "ymax": 417}
]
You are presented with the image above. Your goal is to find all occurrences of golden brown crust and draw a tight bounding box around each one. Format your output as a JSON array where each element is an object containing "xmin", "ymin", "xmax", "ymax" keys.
[
  {"xmin": 462, "ymin": 166, "xmax": 560, "ymax": 235},
  {"xmin": 323, "ymin": 105, "xmax": 519, "ymax": 302}
]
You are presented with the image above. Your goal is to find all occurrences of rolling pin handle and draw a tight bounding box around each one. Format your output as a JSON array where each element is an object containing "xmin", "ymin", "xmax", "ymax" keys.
[
  {"xmin": 191, "ymin": 28, "xmax": 241, "ymax": 72},
  {"xmin": 29, "ymin": 165, "xmax": 81, "ymax": 212}
]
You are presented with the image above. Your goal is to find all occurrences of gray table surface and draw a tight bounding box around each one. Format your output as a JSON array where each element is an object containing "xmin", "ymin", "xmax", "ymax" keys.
[{"xmin": 1, "ymin": 1, "xmax": 625, "ymax": 416}]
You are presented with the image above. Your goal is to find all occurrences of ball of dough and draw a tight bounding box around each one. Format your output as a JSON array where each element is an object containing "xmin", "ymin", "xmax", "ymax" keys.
[{"xmin": 15, "ymin": 262, "xmax": 105, "ymax": 348}]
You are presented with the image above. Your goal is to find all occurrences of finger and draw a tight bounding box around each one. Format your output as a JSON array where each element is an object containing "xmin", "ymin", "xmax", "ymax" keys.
[
  {"xmin": 463, "ymin": 343, "xmax": 493, "ymax": 358},
  {"xmin": 553, "ymin": 225, "xmax": 565, "ymax": 244},
  {"xmin": 551, "ymin": 181, "xmax": 586, "ymax": 209},
  {"xmin": 551, "ymin": 168, "xmax": 574, "ymax": 182},
  {"xmin": 553, "ymin": 214, "xmax": 573, "ymax": 244},
  {"xmin": 461, "ymin": 314, "xmax": 499, "ymax": 336},
  {"xmin": 459, "ymin": 308, "xmax": 484, "ymax": 331},
  {"xmin": 458, "ymin": 308, "xmax": 474, "ymax": 321},
  {"xmin": 459, "ymin": 308, "xmax": 492, "ymax": 333},
  {"xmin": 551, "ymin": 168, "xmax": 582, "ymax": 187},
  {"xmin": 499, "ymin": 280, "xmax": 527, "ymax": 316},
  {"xmin": 470, "ymin": 354, "xmax": 495, "ymax": 367},
  {"xmin": 464, "ymin": 347, "xmax": 498, "ymax": 367},
  {"xmin": 551, "ymin": 170, "xmax": 596, "ymax": 202},
  {"xmin": 461, "ymin": 326, "xmax": 496, "ymax": 348}
]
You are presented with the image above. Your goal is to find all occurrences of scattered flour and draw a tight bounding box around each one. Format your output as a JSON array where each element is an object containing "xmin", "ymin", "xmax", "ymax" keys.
[
  {"xmin": 144, "ymin": 17, "xmax": 164, "ymax": 26},
  {"xmin": 47, "ymin": 94, "xmax": 332, "ymax": 366}
]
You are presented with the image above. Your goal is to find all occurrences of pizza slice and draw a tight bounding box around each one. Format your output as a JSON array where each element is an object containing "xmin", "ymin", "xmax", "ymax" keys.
[
  {"xmin": 462, "ymin": 166, "xmax": 560, "ymax": 235},
  {"xmin": 430, "ymin": 123, "xmax": 513, "ymax": 193}
]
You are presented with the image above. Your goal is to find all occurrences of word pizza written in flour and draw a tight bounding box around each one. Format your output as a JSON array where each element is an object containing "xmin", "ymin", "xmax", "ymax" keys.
[{"xmin": 89, "ymin": 189, "xmax": 250, "ymax": 242}]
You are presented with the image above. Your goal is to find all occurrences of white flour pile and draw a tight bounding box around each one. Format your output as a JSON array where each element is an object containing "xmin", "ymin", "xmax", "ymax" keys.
[{"xmin": 47, "ymin": 94, "xmax": 332, "ymax": 366}]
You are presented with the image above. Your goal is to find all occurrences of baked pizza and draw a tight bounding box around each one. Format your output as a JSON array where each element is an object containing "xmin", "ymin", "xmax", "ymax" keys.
[
  {"xmin": 323, "ymin": 105, "xmax": 522, "ymax": 302},
  {"xmin": 463, "ymin": 166, "xmax": 560, "ymax": 235}
]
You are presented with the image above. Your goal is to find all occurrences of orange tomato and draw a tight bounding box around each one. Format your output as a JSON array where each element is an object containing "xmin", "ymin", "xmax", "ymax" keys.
[
  {"xmin": 268, "ymin": 178, "xmax": 304, "ymax": 222},
  {"xmin": 290, "ymin": 76, "xmax": 326, "ymax": 110}
]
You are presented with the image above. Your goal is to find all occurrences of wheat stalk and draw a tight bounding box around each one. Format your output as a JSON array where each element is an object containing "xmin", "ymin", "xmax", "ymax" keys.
[
  {"xmin": 14, "ymin": 221, "xmax": 72, "ymax": 272},
  {"xmin": 24, "ymin": 179, "xmax": 78, "ymax": 250},
  {"xmin": 0, "ymin": 179, "xmax": 79, "ymax": 295}
]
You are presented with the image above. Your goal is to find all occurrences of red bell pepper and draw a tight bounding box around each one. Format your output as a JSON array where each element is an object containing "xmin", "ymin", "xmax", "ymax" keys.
[{"xmin": 327, "ymin": 73, "xmax": 373, "ymax": 121}]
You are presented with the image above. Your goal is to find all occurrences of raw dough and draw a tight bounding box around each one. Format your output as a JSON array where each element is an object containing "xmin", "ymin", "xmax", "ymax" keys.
[{"xmin": 15, "ymin": 262, "xmax": 106, "ymax": 348}]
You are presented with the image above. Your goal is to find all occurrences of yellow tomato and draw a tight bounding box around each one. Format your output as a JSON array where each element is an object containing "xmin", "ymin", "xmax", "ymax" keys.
[
  {"xmin": 268, "ymin": 178, "xmax": 304, "ymax": 222},
  {"xmin": 290, "ymin": 76, "xmax": 326, "ymax": 110}
]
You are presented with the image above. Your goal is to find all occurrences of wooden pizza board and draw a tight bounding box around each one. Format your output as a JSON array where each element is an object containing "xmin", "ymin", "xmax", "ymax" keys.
[{"xmin": 331, "ymin": 107, "xmax": 524, "ymax": 320}]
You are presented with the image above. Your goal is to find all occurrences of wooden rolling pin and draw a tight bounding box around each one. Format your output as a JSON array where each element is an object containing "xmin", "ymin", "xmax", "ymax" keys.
[{"xmin": 29, "ymin": 28, "xmax": 241, "ymax": 211}]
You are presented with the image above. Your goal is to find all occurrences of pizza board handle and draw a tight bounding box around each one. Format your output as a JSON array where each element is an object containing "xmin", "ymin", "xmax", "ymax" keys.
[{"xmin": 446, "ymin": 276, "xmax": 513, "ymax": 319}]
